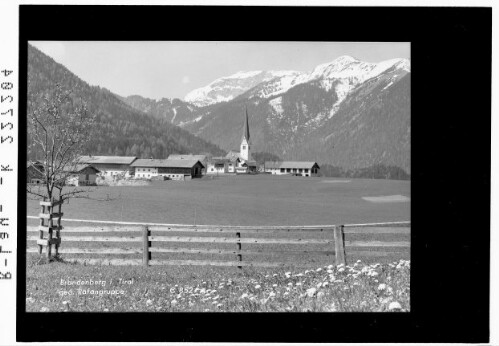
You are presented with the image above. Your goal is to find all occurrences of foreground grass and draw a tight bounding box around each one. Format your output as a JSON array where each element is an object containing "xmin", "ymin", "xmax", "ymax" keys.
[{"xmin": 26, "ymin": 254, "xmax": 410, "ymax": 312}]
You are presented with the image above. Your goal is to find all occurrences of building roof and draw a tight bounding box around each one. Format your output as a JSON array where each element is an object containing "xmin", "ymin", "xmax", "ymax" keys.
[
  {"xmin": 211, "ymin": 158, "xmax": 231, "ymax": 164},
  {"xmin": 244, "ymin": 160, "xmax": 257, "ymax": 167},
  {"xmin": 64, "ymin": 164, "xmax": 100, "ymax": 174},
  {"xmin": 225, "ymin": 151, "xmax": 242, "ymax": 162},
  {"xmin": 265, "ymin": 161, "xmax": 320, "ymax": 169},
  {"xmin": 131, "ymin": 159, "xmax": 204, "ymax": 169},
  {"xmin": 168, "ymin": 154, "xmax": 207, "ymax": 162},
  {"xmin": 79, "ymin": 156, "xmax": 137, "ymax": 165}
]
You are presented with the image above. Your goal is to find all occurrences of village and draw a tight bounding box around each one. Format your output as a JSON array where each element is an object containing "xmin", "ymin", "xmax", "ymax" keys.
[{"xmin": 27, "ymin": 109, "xmax": 320, "ymax": 186}]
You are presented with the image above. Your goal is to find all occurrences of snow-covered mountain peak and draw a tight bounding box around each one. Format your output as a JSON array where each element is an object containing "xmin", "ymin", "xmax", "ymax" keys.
[
  {"xmin": 184, "ymin": 69, "xmax": 302, "ymax": 107},
  {"xmin": 184, "ymin": 57, "xmax": 410, "ymax": 107}
]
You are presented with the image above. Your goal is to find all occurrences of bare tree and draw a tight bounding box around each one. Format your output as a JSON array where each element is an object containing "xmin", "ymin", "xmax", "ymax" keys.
[{"xmin": 27, "ymin": 83, "xmax": 96, "ymax": 202}]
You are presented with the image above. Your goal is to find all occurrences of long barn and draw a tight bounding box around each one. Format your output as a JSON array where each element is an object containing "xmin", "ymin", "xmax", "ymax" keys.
[
  {"xmin": 264, "ymin": 161, "xmax": 320, "ymax": 177},
  {"xmin": 131, "ymin": 159, "xmax": 204, "ymax": 180}
]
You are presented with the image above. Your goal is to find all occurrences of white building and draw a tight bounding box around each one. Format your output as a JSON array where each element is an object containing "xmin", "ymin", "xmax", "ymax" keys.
[
  {"xmin": 65, "ymin": 164, "xmax": 100, "ymax": 186},
  {"xmin": 131, "ymin": 159, "xmax": 204, "ymax": 180},
  {"xmin": 264, "ymin": 161, "xmax": 320, "ymax": 177},
  {"xmin": 79, "ymin": 156, "xmax": 137, "ymax": 178}
]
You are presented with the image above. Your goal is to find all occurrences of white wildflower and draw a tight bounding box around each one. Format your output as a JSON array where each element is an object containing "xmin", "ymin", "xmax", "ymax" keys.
[
  {"xmin": 378, "ymin": 284, "xmax": 387, "ymax": 291},
  {"xmin": 306, "ymin": 287, "xmax": 317, "ymax": 297},
  {"xmin": 388, "ymin": 301, "xmax": 402, "ymax": 311}
]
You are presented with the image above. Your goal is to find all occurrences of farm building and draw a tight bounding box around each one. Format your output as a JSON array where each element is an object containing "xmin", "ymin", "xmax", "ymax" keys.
[
  {"xmin": 131, "ymin": 159, "xmax": 204, "ymax": 180},
  {"xmin": 167, "ymin": 154, "xmax": 208, "ymax": 173},
  {"xmin": 27, "ymin": 160, "xmax": 44, "ymax": 184},
  {"xmin": 206, "ymin": 157, "xmax": 237, "ymax": 174},
  {"xmin": 65, "ymin": 164, "xmax": 100, "ymax": 186},
  {"xmin": 264, "ymin": 161, "xmax": 320, "ymax": 177},
  {"xmin": 78, "ymin": 156, "xmax": 137, "ymax": 178}
]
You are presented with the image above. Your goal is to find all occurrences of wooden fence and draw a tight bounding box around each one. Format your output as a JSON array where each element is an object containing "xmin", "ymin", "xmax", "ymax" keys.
[{"xmin": 26, "ymin": 219, "xmax": 410, "ymax": 268}]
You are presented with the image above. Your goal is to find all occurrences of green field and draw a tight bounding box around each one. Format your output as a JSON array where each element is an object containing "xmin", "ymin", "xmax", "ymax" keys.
[
  {"xmin": 27, "ymin": 175, "xmax": 410, "ymax": 226},
  {"xmin": 26, "ymin": 175, "xmax": 411, "ymax": 312}
]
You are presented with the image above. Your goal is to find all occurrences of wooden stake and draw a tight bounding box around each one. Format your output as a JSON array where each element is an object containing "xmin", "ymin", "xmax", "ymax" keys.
[
  {"xmin": 55, "ymin": 197, "xmax": 63, "ymax": 257},
  {"xmin": 236, "ymin": 231, "xmax": 242, "ymax": 269},
  {"xmin": 143, "ymin": 226, "xmax": 151, "ymax": 266},
  {"xmin": 47, "ymin": 203, "xmax": 53, "ymax": 260},
  {"xmin": 334, "ymin": 225, "xmax": 346, "ymax": 266},
  {"xmin": 38, "ymin": 199, "xmax": 45, "ymax": 255}
]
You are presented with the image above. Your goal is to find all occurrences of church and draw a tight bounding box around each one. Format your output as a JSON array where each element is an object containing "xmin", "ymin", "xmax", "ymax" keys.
[{"xmin": 206, "ymin": 108, "xmax": 258, "ymax": 174}]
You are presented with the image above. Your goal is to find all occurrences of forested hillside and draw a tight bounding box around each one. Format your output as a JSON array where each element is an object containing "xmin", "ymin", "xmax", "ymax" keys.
[{"xmin": 27, "ymin": 44, "xmax": 225, "ymax": 160}]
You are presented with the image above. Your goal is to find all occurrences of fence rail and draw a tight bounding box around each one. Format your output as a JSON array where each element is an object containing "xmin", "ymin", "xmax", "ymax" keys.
[{"xmin": 26, "ymin": 219, "xmax": 410, "ymax": 267}]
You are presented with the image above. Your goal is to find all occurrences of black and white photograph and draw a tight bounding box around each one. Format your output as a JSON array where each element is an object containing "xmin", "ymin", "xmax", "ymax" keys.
[
  {"xmin": 25, "ymin": 40, "xmax": 411, "ymax": 313},
  {"xmin": 2, "ymin": 4, "xmax": 491, "ymax": 344}
]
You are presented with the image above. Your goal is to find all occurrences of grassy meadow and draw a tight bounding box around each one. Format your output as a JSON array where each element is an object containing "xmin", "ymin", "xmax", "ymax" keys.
[
  {"xmin": 27, "ymin": 175, "xmax": 410, "ymax": 226},
  {"xmin": 26, "ymin": 255, "xmax": 410, "ymax": 312},
  {"xmin": 26, "ymin": 175, "xmax": 410, "ymax": 312}
]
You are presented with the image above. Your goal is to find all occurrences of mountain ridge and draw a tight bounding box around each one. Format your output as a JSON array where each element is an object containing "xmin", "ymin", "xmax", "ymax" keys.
[{"xmin": 28, "ymin": 44, "xmax": 226, "ymax": 161}]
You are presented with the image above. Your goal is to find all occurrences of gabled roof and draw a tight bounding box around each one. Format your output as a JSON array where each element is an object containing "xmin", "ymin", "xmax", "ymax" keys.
[
  {"xmin": 64, "ymin": 164, "xmax": 100, "ymax": 174},
  {"xmin": 211, "ymin": 158, "xmax": 231, "ymax": 164},
  {"xmin": 243, "ymin": 161, "xmax": 257, "ymax": 167},
  {"xmin": 168, "ymin": 154, "xmax": 207, "ymax": 162},
  {"xmin": 226, "ymin": 151, "xmax": 242, "ymax": 160},
  {"xmin": 264, "ymin": 161, "xmax": 320, "ymax": 169},
  {"xmin": 131, "ymin": 159, "xmax": 204, "ymax": 169},
  {"xmin": 79, "ymin": 156, "xmax": 137, "ymax": 165}
]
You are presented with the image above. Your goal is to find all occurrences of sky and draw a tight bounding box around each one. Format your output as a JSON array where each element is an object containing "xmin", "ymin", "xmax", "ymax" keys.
[{"xmin": 29, "ymin": 41, "xmax": 410, "ymax": 100}]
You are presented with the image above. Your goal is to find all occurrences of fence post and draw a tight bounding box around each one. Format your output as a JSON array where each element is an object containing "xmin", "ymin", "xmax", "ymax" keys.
[
  {"xmin": 47, "ymin": 202, "xmax": 53, "ymax": 259},
  {"xmin": 236, "ymin": 231, "xmax": 242, "ymax": 269},
  {"xmin": 38, "ymin": 198, "xmax": 45, "ymax": 255},
  {"xmin": 54, "ymin": 197, "xmax": 63, "ymax": 257},
  {"xmin": 334, "ymin": 225, "xmax": 346, "ymax": 266},
  {"xmin": 143, "ymin": 226, "xmax": 151, "ymax": 266}
]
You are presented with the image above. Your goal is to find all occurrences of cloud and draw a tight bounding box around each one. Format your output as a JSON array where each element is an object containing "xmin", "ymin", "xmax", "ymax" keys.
[{"xmin": 181, "ymin": 76, "xmax": 190, "ymax": 84}]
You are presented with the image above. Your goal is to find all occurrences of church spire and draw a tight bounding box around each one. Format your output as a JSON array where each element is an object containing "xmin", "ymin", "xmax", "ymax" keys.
[{"xmin": 242, "ymin": 106, "xmax": 250, "ymax": 142}]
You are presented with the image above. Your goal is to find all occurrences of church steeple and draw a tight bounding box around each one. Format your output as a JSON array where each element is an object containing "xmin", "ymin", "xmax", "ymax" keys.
[
  {"xmin": 242, "ymin": 106, "xmax": 250, "ymax": 142},
  {"xmin": 240, "ymin": 107, "xmax": 251, "ymax": 161}
]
